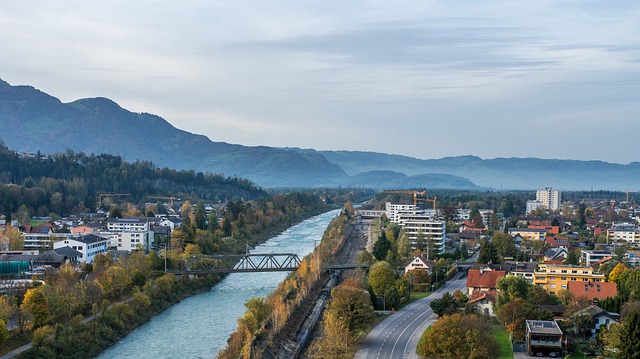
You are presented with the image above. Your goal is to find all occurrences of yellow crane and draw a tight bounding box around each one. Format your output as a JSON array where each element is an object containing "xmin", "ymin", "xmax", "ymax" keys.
[
  {"xmin": 380, "ymin": 190, "xmax": 426, "ymax": 207},
  {"xmin": 96, "ymin": 192, "xmax": 132, "ymax": 208},
  {"xmin": 148, "ymin": 196, "xmax": 181, "ymax": 207},
  {"xmin": 416, "ymin": 196, "xmax": 438, "ymax": 217}
]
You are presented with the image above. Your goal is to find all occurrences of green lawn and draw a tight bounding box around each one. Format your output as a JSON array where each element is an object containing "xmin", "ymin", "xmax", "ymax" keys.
[
  {"xmin": 410, "ymin": 291, "xmax": 432, "ymax": 302},
  {"xmin": 572, "ymin": 343, "xmax": 596, "ymax": 358},
  {"xmin": 492, "ymin": 327, "xmax": 513, "ymax": 359}
]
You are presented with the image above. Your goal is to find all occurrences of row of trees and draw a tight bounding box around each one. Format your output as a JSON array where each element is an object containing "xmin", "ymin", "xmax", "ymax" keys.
[{"xmin": 0, "ymin": 143, "xmax": 265, "ymax": 219}]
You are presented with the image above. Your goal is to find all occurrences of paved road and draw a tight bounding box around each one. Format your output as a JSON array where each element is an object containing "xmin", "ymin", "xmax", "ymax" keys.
[{"xmin": 355, "ymin": 273, "xmax": 468, "ymax": 359}]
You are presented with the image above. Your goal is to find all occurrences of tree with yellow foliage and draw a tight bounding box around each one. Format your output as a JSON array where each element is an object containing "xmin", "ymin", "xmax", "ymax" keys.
[{"xmin": 608, "ymin": 262, "xmax": 628, "ymax": 284}]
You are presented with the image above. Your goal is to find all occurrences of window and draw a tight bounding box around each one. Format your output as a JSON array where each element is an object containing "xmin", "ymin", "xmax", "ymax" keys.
[
  {"xmin": 561, "ymin": 277, "xmax": 567, "ymax": 281},
  {"xmin": 561, "ymin": 270, "xmax": 567, "ymax": 273}
]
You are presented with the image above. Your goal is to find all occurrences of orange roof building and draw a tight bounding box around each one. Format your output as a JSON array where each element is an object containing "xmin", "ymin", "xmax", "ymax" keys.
[{"xmin": 567, "ymin": 281, "xmax": 617, "ymax": 301}]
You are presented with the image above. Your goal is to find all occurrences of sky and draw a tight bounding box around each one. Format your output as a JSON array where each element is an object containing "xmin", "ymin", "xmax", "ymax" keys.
[{"xmin": 1, "ymin": 1, "xmax": 640, "ymax": 164}]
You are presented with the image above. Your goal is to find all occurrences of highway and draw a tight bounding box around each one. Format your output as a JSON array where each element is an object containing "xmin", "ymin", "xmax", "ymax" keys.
[{"xmin": 354, "ymin": 272, "xmax": 469, "ymax": 359}]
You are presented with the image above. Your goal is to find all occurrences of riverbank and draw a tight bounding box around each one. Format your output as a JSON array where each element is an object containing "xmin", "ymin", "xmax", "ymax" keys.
[{"xmin": 11, "ymin": 201, "xmax": 344, "ymax": 358}]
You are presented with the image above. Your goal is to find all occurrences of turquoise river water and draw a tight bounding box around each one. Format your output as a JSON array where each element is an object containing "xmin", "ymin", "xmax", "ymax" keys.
[{"xmin": 97, "ymin": 209, "xmax": 340, "ymax": 359}]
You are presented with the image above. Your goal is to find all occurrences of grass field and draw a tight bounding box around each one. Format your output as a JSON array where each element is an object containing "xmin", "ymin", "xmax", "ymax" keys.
[
  {"xmin": 410, "ymin": 291, "xmax": 431, "ymax": 302},
  {"xmin": 492, "ymin": 327, "xmax": 514, "ymax": 359}
]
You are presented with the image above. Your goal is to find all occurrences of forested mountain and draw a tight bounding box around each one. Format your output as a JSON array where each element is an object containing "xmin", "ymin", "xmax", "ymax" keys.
[
  {"xmin": 0, "ymin": 143, "xmax": 265, "ymax": 217},
  {"xmin": 0, "ymin": 79, "xmax": 347, "ymax": 188},
  {"xmin": 2, "ymin": 78, "xmax": 636, "ymax": 190}
]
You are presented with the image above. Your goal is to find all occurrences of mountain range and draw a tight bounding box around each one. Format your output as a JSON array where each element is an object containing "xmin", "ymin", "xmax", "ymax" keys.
[{"xmin": 1, "ymin": 78, "xmax": 637, "ymax": 190}]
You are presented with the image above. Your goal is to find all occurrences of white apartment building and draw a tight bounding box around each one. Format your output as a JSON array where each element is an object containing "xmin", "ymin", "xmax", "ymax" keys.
[
  {"xmin": 385, "ymin": 203, "xmax": 417, "ymax": 222},
  {"xmin": 607, "ymin": 226, "xmax": 640, "ymax": 244},
  {"xmin": 117, "ymin": 231, "xmax": 154, "ymax": 252},
  {"xmin": 536, "ymin": 187, "xmax": 561, "ymax": 211},
  {"xmin": 396, "ymin": 212, "xmax": 446, "ymax": 254},
  {"xmin": 526, "ymin": 200, "xmax": 544, "ymax": 215},
  {"xmin": 580, "ymin": 250, "xmax": 614, "ymax": 266},
  {"xmin": 105, "ymin": 218, "xmax": 155, "ymax": 252},
  {"xmin": 54, "ymin": 234, "xmax": 109, "ymax": 263}
]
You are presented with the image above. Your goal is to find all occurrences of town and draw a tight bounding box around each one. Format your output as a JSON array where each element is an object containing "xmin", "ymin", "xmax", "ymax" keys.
[{"xmin": 0, "ymin": 186, "xmax": 638, "ymax": 358}]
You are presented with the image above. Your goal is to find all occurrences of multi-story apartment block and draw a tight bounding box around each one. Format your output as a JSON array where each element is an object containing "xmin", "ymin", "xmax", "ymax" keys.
[
  {"xmin": 607, "ymin": 225, "xmax": 640, "ymax": 244},
  {"xmin": 580, "ymin": 250, "xmax": 614, "ymax": 266},
  {"xmin": 396, "ymin": 212, "xmax": 446, "ymax": 254},
  {"xmin": 534, "ymin": 264, "xmax": 605, "ymax": 294},
  {"xmin": 117, "ymin": 231, "xmax": 155, "ymax": 252},
  {"xmin": 526, "ymin": 200, "xmax": 544, "ymax": 215},
  {"xmin": 105, "ymin": 217, "xmax": 155, "ymax": 252},
  {"xmin": 536, "ymin": 187, "xmax": 561, "ymax": 211},
  {"xmin": 385, "ymin": 203, "xmax": 446, "ymax": 254},
  {"xmin": 54, "ymin": 234, "xmax": 109, "ymax": 263}
]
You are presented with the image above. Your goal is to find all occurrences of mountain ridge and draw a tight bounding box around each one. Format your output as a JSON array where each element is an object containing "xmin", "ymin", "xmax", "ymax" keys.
[{"xmin": 1, "ymin": 78, "xmax": 637, "ymax": 190}]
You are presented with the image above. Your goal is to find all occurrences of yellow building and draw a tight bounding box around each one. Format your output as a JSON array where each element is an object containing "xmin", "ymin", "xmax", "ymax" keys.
[{"xmin": 534, "ymin": 264, "xmax": 605, "ymax": 294}]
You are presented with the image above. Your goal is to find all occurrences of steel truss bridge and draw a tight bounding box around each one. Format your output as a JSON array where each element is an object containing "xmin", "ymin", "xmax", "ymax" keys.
[{"xmin": 166, "ymin": 253, "xmax": 368, "ymax": 275}]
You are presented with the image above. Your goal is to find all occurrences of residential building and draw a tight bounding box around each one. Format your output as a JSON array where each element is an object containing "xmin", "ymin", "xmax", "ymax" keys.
[
  {"xmin": 606, "ymin": 225, "xmax": 640, "ymax": 244},
  {"xmin": 107, "ymin": 217, "xmax": 152, "ymax": 232},
  {"xmin": 536, "ymin": 187, "xmax": 561, "ymax": 211},
  {"xmin": 465, "ymin": 268, "xmax": 506, "ymax": 296},
  {"xmin": 468, "ymin": 291, "xmax": 497, "ymax": 316},
  {"xmin": 404, "ymin": 255, "xmax": 434, "ymax": 274},
  {"xmin": 385, "ymin": 202, "xmax": 416, "ymax": 223},
  {"xmin": 580, "ymin": 250, "xmax": 614, "ymax": 266},
  {"xmin": 525, "ymin": 320, "xmax": 563, "ymax": 357},
  {"xmin": 533, "ymin": 264, "xmax": 605, "ymax": 294},
  {"xmin": 567, "ymin": 281, "xmax": 617, "ymax": 301},
  {"xmin": 396, "ymin": 212, "xmax": 446, "ymax": 254},
  {"xmin": 508, "ymin": 228, "xmax": 547, "ymax": 241},
  {"xmin": 117, "ymin": 231, "xmax": 154, "ymax": 252},
  {"xmin": 526, "ymin": 200, "xmax": 544, "ymax": 215},
  {"xmin": 571, "ymin": 305, "xmax": 619, "ymax": 339},
  {"xmin": 20, "ymin": 224, "xmax": 58, "ymax": 251},
  {"xmin": 53, "ymin": 234, "xmax": 109, "ymax": 263}
]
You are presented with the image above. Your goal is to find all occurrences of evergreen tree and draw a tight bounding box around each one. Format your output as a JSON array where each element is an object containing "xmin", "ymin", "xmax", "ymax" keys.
[
  {"xmin": 618, "ymin": 308, "xmax": 640, "ymax": 358},
  {"xmin": 564, "ymin": 250, "xmax": 580, "ymax": 265},
  {"xmin": 478, "ymin": 239, "xmax": 498, "ymax": 264},
  {"xmin": 373, "ymin": 231, "xmax": 392, "ymax": 261},
  {"xmin": 460, "ymin": 242, "xmax": 469, "ymax": 260}
]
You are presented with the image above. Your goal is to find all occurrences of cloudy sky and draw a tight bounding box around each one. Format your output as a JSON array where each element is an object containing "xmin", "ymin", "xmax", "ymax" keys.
[{"xmin": 2, "ymin": 1, "xmax": 639, "ymax": 163}]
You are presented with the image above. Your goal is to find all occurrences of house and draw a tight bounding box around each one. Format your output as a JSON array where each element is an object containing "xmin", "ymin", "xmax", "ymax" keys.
[
  {"xmin": 543, "ymin": 248, "xmax": 568, "ymax": 262},
  {"xmin": 468, "ymin": 290, "xmax": 497, "ymax": 316},
  {"xmin": 404, "ymin": 255, "xmax": 434, "ymax": 274},
  {"xmin": 40, "ymin": 247, "xmax": 83, "ymax": 265},
  {"xmin": 465, "ymin": 268, "xmax": 506, "ymax": 296},
  {"xmin": 567, "ymin": 281, "xmax": 617, "ymax": 301},
  {"xmin": 545, "ymin": 236, "xmax": 569, "ymax": 250},
  {"xmin": 525, "ymin": 320, "xmax": 563, "ymax": 357},
  {"xmin": 571, "ymin": 305, "xmax": 619, "ymax": 338},
  {"xmin": 53, "ymin": 234, "xmax": 108, "ymax": 263},
  {"xmin": 159, "ymin": 217, "xmax": 182, "ymax": 230},
  {"xmin": 71, "ymin": 222, "xmax": 104, "ymax": 235},
  {"xmin": 508, "ymin": 227, "xmax": 548, "ymax": 241},
  {"xmin": 20, "ymin": 224, "xmax": 55, "ymax": 250}
]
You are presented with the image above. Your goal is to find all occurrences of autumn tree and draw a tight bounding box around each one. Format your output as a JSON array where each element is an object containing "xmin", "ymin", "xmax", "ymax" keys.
[
  {"xmin": 492, "ymin": 232, "xmax": 516, "ymax": 258},
  {"xmin": 0, "ymin": 225, "xmax": 24, "ymax": 250},
  {"xmin": 608, "ymin": 262, "xmax": 628, "ymax": 284},
  {"xmin": 368, "ymin": 261, "xmax": 396, "ymax": 300},
  {"xmin": 21, "ymin": 288, "xmax": 51, "ymax": 329},
  {"xmin": 417, "ymin": 313, "xmax": 499, "ymax": 359}
]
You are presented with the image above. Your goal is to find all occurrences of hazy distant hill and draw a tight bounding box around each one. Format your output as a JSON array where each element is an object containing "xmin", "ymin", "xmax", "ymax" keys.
[
  {"xmin": 319, "ymin": 150, "xmax": 640, "ymax": 190},
  {"xmin": 0, "ymin": 78, "xmax": 347, "ymax": 187}
]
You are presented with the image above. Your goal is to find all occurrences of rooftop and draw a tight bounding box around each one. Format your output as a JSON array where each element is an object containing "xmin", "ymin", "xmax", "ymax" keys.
[{"xmin": 526, "ymin": 320, "xmax": 563, "ymax": 335}]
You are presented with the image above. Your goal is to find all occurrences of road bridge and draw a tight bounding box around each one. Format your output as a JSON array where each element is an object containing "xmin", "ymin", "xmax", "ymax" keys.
[{"xmin": 166, "ymin": 253, "xmax": 368, "ymax": 275}]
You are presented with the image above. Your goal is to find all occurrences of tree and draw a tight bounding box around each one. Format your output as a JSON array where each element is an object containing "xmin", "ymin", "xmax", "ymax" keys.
[
  {"xmin": 430, "ymin": 292, "xmax": 460, "ymax": 316},
  {"xmin": 478, "ymin": 239, "xmax": 498, "ymax": 264},
  {"xmin": 492, "ymin": 232, "xmax": 516, "ymax": 258},
  {"xmin": 0, "ymin": 319, "xmax": 7, "ymax": 350},
  {"xmin": 21, "ymin": 288, "xmax": 51, "ymax": 329},
  {"xmin": 0, "ymin": 225, "xmax": 24, "ymax": 250},
  {"xmin": 194, "ymin": 201, "xmax": 207, "ymax": 230},
  {"xmin": 460, "ymin": 242, "xmax": 469, "ymax": 260},
  {"xmin": 368, "ymin": 261, "xmax": 396, "ymax": 299},
  {"xmin": 396, "ymin": 231, "xmax": 411, "ymax": 260},
  {"xmin": 495, "ymin": 276, "xmax": 530, "ymax": 309},
  {"xmin": 608, "ymin": 263, "xmax": 628, "ymax": 283},
  {"xmin": 417, "ymin": 313, "xmax": 498, "ymax": 359},
  {"xmin": 564, "ymin": 250, "xmax": 580, "ymax": 265},
  {"xmin": 329, "ymin": 280, "xmax": 374, "ymax": 331},
  {"xmin": 612, "ymin": 307, "xmax": 640, "ymax": 358},
  {"xmin": 372, "ymin": 231, "xmax": 391, "ymax": 261}
]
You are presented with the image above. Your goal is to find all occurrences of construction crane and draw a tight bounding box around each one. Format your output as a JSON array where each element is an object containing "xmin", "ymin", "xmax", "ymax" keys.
[
  {"xmin": 416, "ymin": 196, "xmax": 438, "ymax": 218},
  {"xmin": 625, "ymin": 190, "xmax": 636, "ymax": 203},
  {"xmin": 148, "ymin": 196, "xmax": 181, "ymax": 207},
  {"xmin": 96, "ymin": 192, "xmax": 132, "ymax": 209},
  {"xmin": 380, "ymin": 190, "xmax": 426, "ymax": 207}
]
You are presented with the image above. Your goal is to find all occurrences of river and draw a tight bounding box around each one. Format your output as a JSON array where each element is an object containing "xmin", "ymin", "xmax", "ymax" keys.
[{"xmin": 97, "ymin": 209, "xmax": 340, "ymax": 359}]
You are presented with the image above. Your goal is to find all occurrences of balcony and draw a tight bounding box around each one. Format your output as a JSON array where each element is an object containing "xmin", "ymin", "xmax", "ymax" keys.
[{"xmin": 530, "ymin": 340, "xmax": 562, "ymax": 347}]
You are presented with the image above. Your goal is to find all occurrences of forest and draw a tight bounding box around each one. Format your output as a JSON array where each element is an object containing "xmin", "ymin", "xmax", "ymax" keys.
[{"xmin": 0, "ymin": 143, "xmax": 264, "ymax": 218}]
